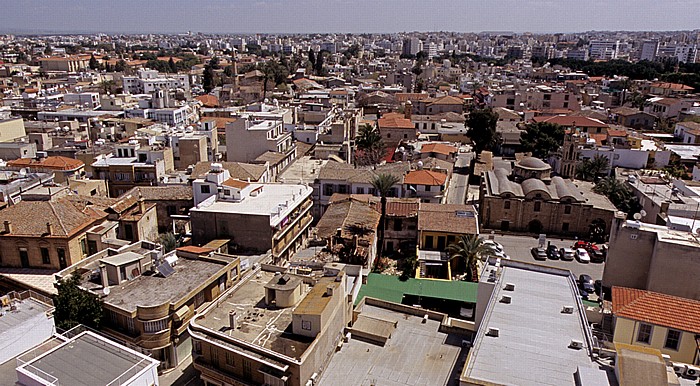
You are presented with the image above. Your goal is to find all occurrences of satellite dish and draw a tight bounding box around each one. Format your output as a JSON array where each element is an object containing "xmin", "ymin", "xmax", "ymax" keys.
[
  {"xmin": 633, "ymin": 213, "xmax": 642, "ymax": 220},
  {"xmin": 103, "ymin": 287, "xmax": 110, "ymax": 295},
  {"xmin": 19, "ymin": 168, "xmax": 27, "ymax": 176},
  {"xmin": 640, "ymin": 210, "xmax": 647, "ymax": 217}
]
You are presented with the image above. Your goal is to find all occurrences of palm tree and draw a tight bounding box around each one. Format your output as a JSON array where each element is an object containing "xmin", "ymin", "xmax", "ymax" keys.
[
  {"xmin": 370, "ymin": 173, "xmax": 401, "ymax": 258},
  {"xmin": 356, "ymin": 123, "xmax": 385, "ymax": 166},
  {"xmin": 576, "ymin": 154, "xmax": 610, "ymax": 181},
  {"xmin": 447, "ymin": 235, "xmax": 497, "ymax": 282}
]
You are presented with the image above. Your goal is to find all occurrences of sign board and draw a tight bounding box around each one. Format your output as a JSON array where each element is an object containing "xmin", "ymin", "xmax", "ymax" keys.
[{"xmin": 538, "ymin": 234, "xmax": 546, "ymax": 247}]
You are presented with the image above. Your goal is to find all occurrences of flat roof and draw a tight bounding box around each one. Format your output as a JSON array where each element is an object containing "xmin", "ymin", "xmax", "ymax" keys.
[
  {"xmin": 93, "ymin": 256, "xmax": 232, "ymax": 313},
  {"xmin": 0, "ymin": 296, "xmax": 53, "ymax": 335},
  {"xmin": 317, "ymin": 304, "xmax": 465, "ymax": 386},
  {"xmin": 17, "ymin": 331, "xmax": 156, "ymax": 386},
  {"xmin": 100, "ymin": 251, "xmax": 143, "ymax": 266},
  {"xmin": 355, "ymin": 273, "xmax": 478, "ymax": 305},
  {"xmin": 462, "ymin": 264, "xmax": 601, "ymax": 386},
  {"xmin": 191, "ymin": 183, "xmax": 312, "ymax": 227},
  {"xmin": 197, "ymin": 270, "xmax": 313, "ymax": 359}
]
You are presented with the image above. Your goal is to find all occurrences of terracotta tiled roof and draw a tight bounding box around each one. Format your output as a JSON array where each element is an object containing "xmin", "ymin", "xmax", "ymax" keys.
[
  {"xmin": 587, "ymin": 133, "xmax": 608, "ymax": 146},
  {"xmin": 612, "ymin": 287, "xmax": 700, "ymax": 334},
  {"xmin": 532, "ymin": 115, "xmax": 608, "ymax": 128},
  {"xmin": 176, "ymin": 245, "xmax": 214, "ymax": 255},
  {"xmin": 428, "ymin": 95, "xmax": 465, "ymax": 106},
  {"xmin": 222, "ymin": 178, "xmax": 250, "ymax": 189},
  {"xmin": 8, "ymin": 156, "xmax": 84, "ymax": 171},
  {"xmin": 395, "ymin": 93, "xmax": 431, "ymax": 103},
  {"xmin": 420, "ymin": 143, "xmax": 457, "ymax": 156},
  {"xmin": 650, "ymin": 82, "xmax": 694, "ymax": 91},
  {"xmin": 378, "ymin": 116, "xmax": 414, "ymax": 129},
  {"xmin": 417, "ymin": 203, "xmax": 478, "ymax": 234},
  {"xmin": 607, "ymin": 129, "xmax": 628, "ymax": 137},
  {"xmin": 404, "ymin": 170, "xmax": 447, "ymax": 186},
  {"xmin": 384, "ymin": 201, "xmax": 419, "ymax": 217},
  {"xmin": 195, "ymin": 95, "xmax": 220, "ymax": 107},
  {"xmin": 0, "ymin": 196, "xmax": 109, "ymax": 237},
  {"xmin": 653, "ymin": 98, "xmax": 680, "ymax": 106},
  {"xmin": 125, "ymin": 186, "xmax": 193, "ymax": 201}
]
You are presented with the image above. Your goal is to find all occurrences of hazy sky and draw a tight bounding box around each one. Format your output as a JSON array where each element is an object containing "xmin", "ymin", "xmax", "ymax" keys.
[{"xmin": 1, "ymin": 0, "xmax": 699, "ymax": 34}]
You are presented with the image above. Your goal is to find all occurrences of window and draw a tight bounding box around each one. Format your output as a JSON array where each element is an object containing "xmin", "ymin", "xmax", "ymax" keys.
[
  {"xmin": 504, "ymin": 200, "xmax": 511, "ymax": 210},
  {"xmin": 195, "ymin": 291, "xmax": 206, "ymax": 308},
  {"xmin": 324, "ymin": 184, "xmax": 334, "ymax": 196},
  {"xmin": 664, "ymin": 329, "xmax": 681, "ymax": 351},
  {"xmin": 225, "ymin": 352, "xmax": 235, "ymax": 367},
  {"xmin": 200, "ymin": 185, "xmax": 211, "ymax": 194},
  {"xmin": 143, "ymin": 318, "xmax": 168, "ymax": 333},
  {"xmin": 356, "ymin": 187, "xmax": 364, "ymax": 194},
  {"xmin": 393, "ymin": 219, "xmax": 403, "ymax": 231},
  {"xmin": 637, "ymin": 323, "xmax": 653, "ymax": 344},
  {"xmin": 193, "ymin": 341, "xmax": 202, "ymax": 355},
  {"xmin": 404, "ymin": 133, "xmax": 408, "ymax": 139},
  {"xmin": 127, "ymin": 317, "xmax": 135, "ymax": 333},
  {"xmin": 534, "ymin": 201, "xmax": 541, "ymax": 212},
  {"xmin": 425, "ymin": 235, "xmax": 434, "ymax": 249},
  {"xmin": 80, "ymin": 238, "xmax": 87, "ymax": 255},
  {"xmin": 387, "ymin": 133, "xmax": 391, "ymax": 139},
  {"xmin": 301, "ymin": 320, "xmax": 311, "ymax": 330},
  {"xmin": 564, "ymin": 205, "xmax": 572, "ymax": 214},
  {"xmin": 123, "ymin": 224, "xmax": 134, "ymax": 240},
  {"xmin": 167, "ymin": 205, "xmax": 176, "ymax": 215},
  {"xmin": 562, "ymin": 222, "xmax": 569, "ymax": 232},
  {"xmin": 211, "ymin": 346, "xmax": 219, "ymax": 363},
  {"xmin": 41, "ymin": 247, "xmax": 50, "ymax": 264}
]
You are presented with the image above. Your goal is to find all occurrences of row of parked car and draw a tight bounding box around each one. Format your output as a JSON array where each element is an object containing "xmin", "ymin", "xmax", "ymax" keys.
[{"xmin": 531, "ymin": 241, "xmax": 607, "ymax": 263}]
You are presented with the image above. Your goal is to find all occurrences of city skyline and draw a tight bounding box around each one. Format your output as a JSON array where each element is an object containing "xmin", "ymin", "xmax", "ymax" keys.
[{"xmin": 1, "ymin": 0, "xmax": 699, "ymax": 35}]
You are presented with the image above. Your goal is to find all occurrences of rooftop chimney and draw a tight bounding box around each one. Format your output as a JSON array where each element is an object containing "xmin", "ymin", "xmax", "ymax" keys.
[
  {"xmin": 139, "ymin": 199, "xmax": 146, "ymax": 214},
  {"xmin": 3, "ymin": 221, "xmax": 12, "ymax": 234},
  {"xmin": 404, "ymin": 101, "xmax": 412, "ymax": 120},
  {"xmin": 99, "ymin": 264, "xmax": 109, "ymax": 288},
  {"xmin": 46, "ymin": 222, "xmax": 53, "ymax": 236}
]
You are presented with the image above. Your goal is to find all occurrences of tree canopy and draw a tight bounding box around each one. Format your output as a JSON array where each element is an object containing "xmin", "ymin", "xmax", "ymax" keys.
[
  {"xmin": 576, "ymin": 154, "xmax": 610, "ymax": 181},
  {"xmin": 466, "ymin": 108, "xmax": 500, "ymax": 155},
  {"xmin": 447, "ymin": 235, "xmax": 497, "ymax": 282},
  {"xmin": 593, "ymin": 177, "xmax": 642, "ymax": 216},
  {"xmin": 520, "ymin": 122, "xmax": 565, "ymax": 158},
  {"xmin": 54, "ymin": 273, "xmax": 103, "ymax": 330}
]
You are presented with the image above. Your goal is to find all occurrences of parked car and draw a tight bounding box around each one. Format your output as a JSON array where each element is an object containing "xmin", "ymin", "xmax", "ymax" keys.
[
  {"xmin": 579, "ymin": 274, "xmax": 595, "ymax": 294},
  {"xmin": 531, "ymin": 247, "xmax": 547, "ymax": 261},
  {"xmin": 576, "ymin": 248, "xmax": 590, "ymax": 263},
  {"xmin": 559, "ymin": 247, "xmax": 575, "ymax": 261},
  {"xmin": 483, "ymin": 239, "xmax": 504, "ymax": 253},
  {"xmin": 590, "ymin": 248, "xmax": 605, "ymax": 263},
  {"xmin": 573, "ymin": 241, "xmax": 599, "ymax": 251},
  {"xmin": 594, "ymin": 280, "xmax": 603, "ymax": 297},
  {"xmin": 547, "ymin": 244, "xmax": 559, "ymax": 259}
]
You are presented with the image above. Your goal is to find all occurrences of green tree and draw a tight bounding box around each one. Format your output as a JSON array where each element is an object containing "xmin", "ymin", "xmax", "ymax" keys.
[
  {"xmin": 447, "ymin": 235, "xmax": 497, "ymax": 282},
  {"xmin": 466, "ymin": 108, "xmax": 500, "ymax": 156},
  {"xmin": 520, "ymin": 122, "xmax": 565, "ymax": 158},
  {"xmin": 44, "ymin": 45, "xmax": 52, "ymax": 56},
  {"xmin": 54, "ymin": 273, "xmax": 103, "ymax": 330},
  {"xmin": 314, "ymin": 51, "xmax": 324, "ymax": 75},
  {"xmin": 114, "ymin": 59, "xmax": 127, "ymax": 72},
  {"xmin": 89, "ymin": 54, "xmax": 99, "ymax": 70},
  {"xmin": 168, "ymin": 57, "xmax": 177, "ymax": 73},
  {"xmin": 307, "ymin": 48, "xmax": 316, "ymax": 68},
  {"xmin": 576, "ymin": 154, "xmax": 610, "ymax": 181},
  {"xmin": 159, "ymin": 232, "xmax": 179, "ymax": 253},
  {"xmin": 371, "ymin": 173, "xmax": 402, "ymax": 258},
  {"xmin": 202, "ymin": 57, "xmax": 219, "ymax": 93},
  {"xmin": 593, "ymin": 177, "xmax": 642, "ymax": 216},
  {"xmin": 355, "ymin": 124, "xmax": 386, "ymax": 166}
]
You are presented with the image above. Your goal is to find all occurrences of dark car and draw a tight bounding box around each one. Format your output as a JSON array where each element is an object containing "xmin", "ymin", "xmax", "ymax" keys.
[
  {"xmin": 531, "ymin": 247, "xmax": 547, "ymax": 261},
  {"xmin": 579, "ymin": 274, "xmax": 595, "ymax": 294},
  {"xmin": 547, "ymin": 244, "xmax": 559, "ymax": 259},
  {"xmin": 594, "ymin": 280, "xmax": 603, "ymax": 297},
  {"xmin": 590, "ymin": 248, "xmax": 605, "ymax": 263}
]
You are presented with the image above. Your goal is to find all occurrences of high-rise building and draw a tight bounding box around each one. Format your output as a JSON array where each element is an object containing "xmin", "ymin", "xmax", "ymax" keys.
[
  {"xmin": 589, "ymin": 40, "xmax": 620, "ymax": 60},
  {"xmin": 402, "ymin": 38, "xmax": 422, "ymax": 56},
  {"xmin": 639, "ymin": 40, "xmax": 659, "ymax": 61}
]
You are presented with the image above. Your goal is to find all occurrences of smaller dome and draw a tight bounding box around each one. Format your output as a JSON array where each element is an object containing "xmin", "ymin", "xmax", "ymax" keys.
[{"xmin": 517, "ymin": 157, "xmax": 550, "ymax": 170}]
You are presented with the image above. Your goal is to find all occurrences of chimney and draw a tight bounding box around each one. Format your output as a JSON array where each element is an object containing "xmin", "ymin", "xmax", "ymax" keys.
[
  {"xmin": 46, "ymin": 222, "xmax": 53, "ymax": 236},
  {"xmin": 100, "ymin": 264, "xmax": 109, "ymax": 288},
  {"xmin": 3, "ymin": 221, "xmax": 12, "ymax": 234},
  {"xmin": 229, "ymin": 310, "xmax": 237, "ymax": 330},
  {"xmin": 139, "ymin": 199, "xmax": 146, "ymax": 214}
]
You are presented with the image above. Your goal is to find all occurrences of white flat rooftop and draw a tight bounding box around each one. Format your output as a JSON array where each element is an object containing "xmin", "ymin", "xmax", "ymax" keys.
[
  {"xmin": 462, "ymin": 264, "xmax": 605, "ymax": 386},
  {"xmin": 192, "ymin": 184, "xmax": 312, "ymax": 227}
]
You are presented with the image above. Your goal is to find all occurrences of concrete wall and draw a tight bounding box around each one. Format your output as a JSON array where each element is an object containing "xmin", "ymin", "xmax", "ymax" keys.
[
  {"xmin": 190, "ymin": 211, "xmax": 272, "ymax": 252},
  {"xmin": 0, "ymin": 118, "xmax": 27, "ymax": 142},
  {"xmin": 602, "ymin": 224, "xmax": 656, "ymax": 290},
  {"xmin": 613, "ymin": 317, "xmax": 698, "ymax": 364}
]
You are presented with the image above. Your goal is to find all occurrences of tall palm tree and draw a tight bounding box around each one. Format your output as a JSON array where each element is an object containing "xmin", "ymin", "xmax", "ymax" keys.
[
  {"xmin": 447, "ymin": 235, "xmax": 497, "ymax": 282},
  {"xmin": 371, "ymin": 173, "xmax": 401, "ymax": 258},
  {"xmin": 576, "ymin": 154, "xmax": 610, "ymax": 181}
]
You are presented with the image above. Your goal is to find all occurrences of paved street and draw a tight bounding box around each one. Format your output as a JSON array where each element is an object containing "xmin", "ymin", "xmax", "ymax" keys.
[
  {"xmin": 485, "ymin": 233, "xmax": 605, "ymax": 280},
  {"xmin": 159, "ymin": 355, "xmax": 203, "ymax": 386},
  {"xmin": 446, "ymin": 152, "xmax": 473, "ymax": 205}
]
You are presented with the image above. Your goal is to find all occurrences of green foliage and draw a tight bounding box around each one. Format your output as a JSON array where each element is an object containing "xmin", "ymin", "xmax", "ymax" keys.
[
  {"xmin": 314, "ymin": 51, "xmax": 325, "ymax": 76},
  {"xmin": 576, "ymin": 154, "xmax": 610, "ymax": 181},
  {"xmin": 466, "ymin": 108, "xmax": 500, "ymax": 155},
  {"xmin": 355, "ymin": 123, "xmax": 385, "ymax": 166},
  {"xmin": 89, "ymin": 54, "xmax": 99, "ymax": 70},
  {"xmin": 593, "ymin": 177, "xmax": 642, "ymax": 216},
  {"xmin": 159, "ymin": 232, "xmax": 179, "ymax": 253},
  {"xmin": 447, "ymin": 235, "xmax": 497, "ymax": 282},
  {"xmin": 399, "ymin": 255, "xmax": 417, "ymax": 281},
  {"xmin": 307, "ymin": 48, "xmax": 316, "ymax": 68},
  {"xmin": 54, "ymin": 273, "xmax": 103, "ymax": 330},
  {"xmin": 371, "ymin": 173, "xmax": 402, "ymax": 258},
  {"xmin": 520, "ymin": 122, "xmax": 564, "ymax": 158}
]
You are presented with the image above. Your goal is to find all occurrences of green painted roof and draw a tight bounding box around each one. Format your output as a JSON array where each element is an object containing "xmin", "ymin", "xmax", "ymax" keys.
[{"xmin": 356, "ymin": 273, "xmax": 478, "ymax": 306}]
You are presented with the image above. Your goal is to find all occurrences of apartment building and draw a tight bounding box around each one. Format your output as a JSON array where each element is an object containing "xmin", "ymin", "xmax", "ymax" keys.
[
  {"xmin": 189, "ymin": 266, "xmax": 355, "ymax": 386},
  {"xmin": 190, "ymin": 164, "xmax": 313, "ymax": 263},
  {"xmin": 39, "ymin": 55, "xmax": 90, "ymax": 72},
  {"xmin": 226, "ymin": 117, "xmax": 296, "ymax": 178},
  {"xmin": 55, "ymin": 242, "xmax": 241, "ymax": 371}
]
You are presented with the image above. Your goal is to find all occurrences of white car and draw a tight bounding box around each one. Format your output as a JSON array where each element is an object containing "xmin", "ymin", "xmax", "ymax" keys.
[
  {"xmin": 576, "ymin": 248, "xmax": 590, "ymax": 263},
  {"xmin": 483, "ymin": 240, "xmax": 504, "ymax": 253}
]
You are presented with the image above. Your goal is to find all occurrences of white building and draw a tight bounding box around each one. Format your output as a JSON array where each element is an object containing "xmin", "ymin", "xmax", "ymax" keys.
[
  {"xmin": 589, "ymin": 40, "xmax": 620, "ymax": 60},
  {"xmin": 639, "ymin": 40, "xmax": 659, "ymax": 61}
]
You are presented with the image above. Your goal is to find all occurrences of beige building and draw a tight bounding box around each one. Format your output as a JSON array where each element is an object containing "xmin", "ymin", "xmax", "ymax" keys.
[
  {"xmin": 190, "ymin": 167, "xmax": 313, "ymax": 263},
  {"xmin": 0, "ymin": 117, "xmax": 27, "ymax": 142},
  {"xmin": 189, "ymin": 266, "xmax": 355, "ymax": 386},
  {"xmin": 611, "ymin": 286, "xmax": 700, "ymax": 365},
  {"xmin": 124, "ymin": 186, "xmax": 193, "ymax": 234},
  {"xmin": 603, "ymin": 215, "xmax": 700, "ymax": 301},
  {"xmin": 39, "ymin": 55, "xmax": 90, "ymax": 72},
  {"xmin": 225, "ymin": 117, "xmax": 296, "ymax": 177},
  {"xmin": 480, "ymin": 157, "xmax": 616, "ymax": 236},
  {"xmin": 56, "ymin": 243, "xmax": 241, "ymax": 371},
  {"xmin": 176, "ymin": 135, "xmax": 208, "ymax": 170}
]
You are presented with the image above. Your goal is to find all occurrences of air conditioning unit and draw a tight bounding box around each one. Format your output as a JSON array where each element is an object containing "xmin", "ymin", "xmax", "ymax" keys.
[
  {"xmin": 562, "ymin": 305, "xmax": 574, "ymax": 314},
  {"xmin": 503, "ymin": 283, "xmax": 515, "ymax": 291},
  {"xmin": 569, "ymin": 339, "xmax": 584, "ymax": 349},
  {"xmin": 672, "ymin": 363, "xmax": 686, "ymax": 375},
  {"xmin": 500, "ymin": 295, "xmax": 512, "ymax": 304},
  {"xmin": 487, "ymin": 327, "xmax": 500, "ymax": 337},
  {"xmin": 685, "ymin": 365, "xmax": 700, "ymax": 378}
]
